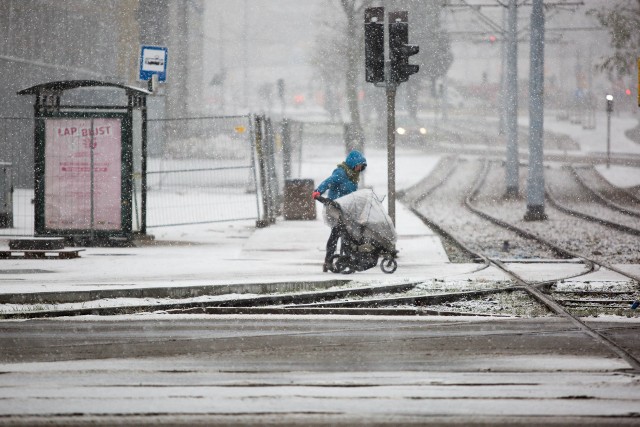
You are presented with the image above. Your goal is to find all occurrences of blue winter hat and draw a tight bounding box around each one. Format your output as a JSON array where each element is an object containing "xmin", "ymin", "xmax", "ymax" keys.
[{"xmin": 345, "ymin": 150, "xmax": 367, "ymax": 170}]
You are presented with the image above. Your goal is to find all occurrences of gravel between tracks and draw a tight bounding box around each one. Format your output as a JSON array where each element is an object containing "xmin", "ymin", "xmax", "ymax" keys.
[
  {"xmin": 408, "ymin": 157, "xmax": 559, "ymax": 260},
  {"xmin": 492, "ymin": 164, "xmax": 640, "ymax": 265},
  {"xmin": 573, "ymin": 166, "xmax": 640, "ymax": 215},
  {"xmin": 405, "ymin": 156, "xmax": 640, "ymax": 265}
]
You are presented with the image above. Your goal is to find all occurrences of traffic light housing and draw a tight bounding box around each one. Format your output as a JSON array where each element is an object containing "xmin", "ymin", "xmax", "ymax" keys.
[
  {"xmin": 365, "ymin": 7, "xmax": 385, "ymax": 83},
  {"xmin": 389, "ymin": 11, "xmax": 419, "ymax": 83}
]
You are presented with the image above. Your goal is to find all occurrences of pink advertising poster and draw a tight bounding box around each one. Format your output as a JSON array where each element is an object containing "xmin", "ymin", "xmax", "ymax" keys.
[{"xmin": 44, "ymin": 118, "xmax": 122, "ymax": 230}]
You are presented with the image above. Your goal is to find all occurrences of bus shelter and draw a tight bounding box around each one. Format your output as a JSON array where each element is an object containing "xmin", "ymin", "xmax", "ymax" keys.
[{"xmin": 18, "ymin": 80, "xmax": 150, "ymax": 244}]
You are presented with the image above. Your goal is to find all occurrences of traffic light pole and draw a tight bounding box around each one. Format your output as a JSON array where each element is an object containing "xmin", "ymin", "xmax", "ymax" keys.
[
  {"xmin": 386, "ymin": 75, "xmax": 397, "ymax": 226},
  {"xmin": 365, "ymin": 7, "xmax": 418, "ymax": 227}
]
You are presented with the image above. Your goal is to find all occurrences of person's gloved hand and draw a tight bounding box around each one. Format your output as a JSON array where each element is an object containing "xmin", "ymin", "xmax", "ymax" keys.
[{"xmin": 312, "ymin": 191, "xmax": 321, "ymax": 199}]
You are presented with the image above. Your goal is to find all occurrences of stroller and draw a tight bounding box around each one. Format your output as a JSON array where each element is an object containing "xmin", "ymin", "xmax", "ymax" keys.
[{"xmin": 317, "ymin": 189, "xmax": 398, "ymax": 274}]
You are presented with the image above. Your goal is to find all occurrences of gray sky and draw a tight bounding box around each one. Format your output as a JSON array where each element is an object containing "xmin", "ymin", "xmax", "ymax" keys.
[{"xmin": 203, "ymin": 0, "xmax": 327, "ymax": 112}]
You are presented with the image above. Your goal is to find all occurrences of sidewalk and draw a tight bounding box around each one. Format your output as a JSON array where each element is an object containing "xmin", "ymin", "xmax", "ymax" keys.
[
  {"xmin": 2, "ymin": 120, "xmax": 639, "ymax": 305},
  {"xmin": 1, "ymin": 198, "xmax": 497, "ymax": 304}
]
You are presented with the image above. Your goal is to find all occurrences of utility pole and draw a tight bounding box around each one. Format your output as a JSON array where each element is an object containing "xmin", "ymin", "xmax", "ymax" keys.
[
  {"xmin": 524, "ymin": 0, "xmax": 547, "ymax": 221},
  {"xmin": 499, "ymin": 5, "xmax": 507, "ymax": 136},
  {"xmin": 504, "ymin": 0, "xmax": 519, "ymax": 198},
  {"xmin": 445, "ymin": 1, "xmax": 585, "ymax": 205}
]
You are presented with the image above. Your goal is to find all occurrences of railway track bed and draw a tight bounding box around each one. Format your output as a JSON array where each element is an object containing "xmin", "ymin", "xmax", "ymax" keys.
[{"xmin": 2, "ymin": 155, "xmax": 639, "ymax": 322}]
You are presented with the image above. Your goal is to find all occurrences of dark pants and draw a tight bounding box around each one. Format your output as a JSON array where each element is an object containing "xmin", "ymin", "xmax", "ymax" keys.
[{"xmin": 325, "ymin": 224, "xmax": 344, "ymax": 262}]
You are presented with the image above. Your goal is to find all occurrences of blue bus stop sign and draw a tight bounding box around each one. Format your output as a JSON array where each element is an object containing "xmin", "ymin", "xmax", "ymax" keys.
[{"xmin": 139, "ymin": 45, "xmax": 168, "ymax": 82}]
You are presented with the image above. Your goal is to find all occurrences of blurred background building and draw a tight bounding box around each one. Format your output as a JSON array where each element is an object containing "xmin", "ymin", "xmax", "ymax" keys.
[
  {"xmin": 0, "ymin": 0, "xmax": 632, "ymax": 188},
  {"xmin": 0, "ymin": 0, "xmax": 204, "ymax": 187}
]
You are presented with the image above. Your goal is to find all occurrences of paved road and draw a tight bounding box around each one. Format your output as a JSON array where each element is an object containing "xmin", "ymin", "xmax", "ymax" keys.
[{"xmin": 1, "ymin": 315, "xmax": 639, "ymax": 426}]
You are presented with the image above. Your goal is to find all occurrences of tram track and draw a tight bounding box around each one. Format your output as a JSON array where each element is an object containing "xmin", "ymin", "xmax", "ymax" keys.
[
  {"xmin": 403, "ymin": 156, "xmax": 640, "ymax": 370},
  {"xmin": 152, "ymin": 135, "xmax": 640, "ymax": 370},
  {"xmin": 570, "ymin": 165, "xmax": 640, "ymax": 216},
  {"xmin": 546, "ymin": 166, "xmax": 640, "ymax": 235},
  {"xmin": 2, "ymin": 157, "xmax": 638, "ymax": 360},
  {"xmin": 489, "ymin": 258, "xmax": 640, "ymax": 372}
]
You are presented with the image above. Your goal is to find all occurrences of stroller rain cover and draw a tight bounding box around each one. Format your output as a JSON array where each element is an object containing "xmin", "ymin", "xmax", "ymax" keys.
[{"xmin": 324, "ymin": 189, "xmax": 397, "ymax": 249}]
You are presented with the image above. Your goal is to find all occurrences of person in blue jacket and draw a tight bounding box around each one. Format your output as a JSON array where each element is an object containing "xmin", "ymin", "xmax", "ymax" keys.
[{"xmin": 312, "ymin": 150, "xmax": 367, "ymax": 272}]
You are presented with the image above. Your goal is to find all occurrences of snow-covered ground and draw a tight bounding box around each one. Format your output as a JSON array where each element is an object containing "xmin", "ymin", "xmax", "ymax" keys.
[
  {"xmin": 1, "ymin": 112, "xmax": 639, "ymax": 425},
  {"xmin": 1, "ymin": 111, "xmax": 639, "ymax": 315},
  {"xmin": 539, "ymin": 111, "xmax": 640, "ymax": 187}
]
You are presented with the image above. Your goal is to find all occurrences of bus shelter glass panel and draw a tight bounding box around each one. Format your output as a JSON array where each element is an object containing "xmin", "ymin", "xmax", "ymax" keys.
[
  {"xmin": 131, "ymin": 109, "xmax": 143, "ymax": 232},
  {"xmin": 43, "ymin": 117, "xmax": 123, "ymax": 231}
]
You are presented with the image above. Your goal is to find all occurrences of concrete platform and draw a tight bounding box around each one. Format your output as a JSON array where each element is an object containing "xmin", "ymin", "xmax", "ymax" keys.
[{"xmin": 0, "ymin": 201, "xmax": 477, "ymax": 302}]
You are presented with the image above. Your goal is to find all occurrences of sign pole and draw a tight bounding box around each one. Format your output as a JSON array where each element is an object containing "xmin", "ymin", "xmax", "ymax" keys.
[{"xmin": 606, "ymin": 94, "xmax": 613, "ymax": 168}]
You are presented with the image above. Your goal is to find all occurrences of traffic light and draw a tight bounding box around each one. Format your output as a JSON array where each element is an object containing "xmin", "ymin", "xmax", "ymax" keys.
[
  {"xmin": 389, "ymin": 11, "xmax": 419, "ymax": 83},
  {"xmin": 365, "ymin": 7, "xmax": 385, "ymax": 83}
]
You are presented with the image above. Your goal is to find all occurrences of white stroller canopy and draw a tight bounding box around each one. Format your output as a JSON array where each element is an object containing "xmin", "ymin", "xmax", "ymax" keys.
[{"xmin": 332, "ymin": 189, "xmax": 397, "ymax": 245}]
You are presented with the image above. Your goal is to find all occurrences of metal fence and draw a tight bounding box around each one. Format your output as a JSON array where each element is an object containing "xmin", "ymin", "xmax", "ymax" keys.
[
  {"xmin": 0, "ymin": 117, "xmax": 34, "ymax": 237},
  {"xmin": 0, "ymin": 112, "xmax": 360, "ymax": 238},
  {"xmin": 0, "ymin": 113, "xmax": 285, "ymax": 237},
  {"xmin": 283, "ymin": 120, "xmax": 355, "ymax": 180},
  {"xmin": 146, "ymin": 115, "xmax": 261, "ymax": 228}
]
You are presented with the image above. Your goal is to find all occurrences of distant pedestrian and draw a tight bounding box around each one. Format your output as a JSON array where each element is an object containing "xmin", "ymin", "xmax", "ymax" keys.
[{"xmin": 312, "ymin": 150, "xmax": 367, "ymax": 272}]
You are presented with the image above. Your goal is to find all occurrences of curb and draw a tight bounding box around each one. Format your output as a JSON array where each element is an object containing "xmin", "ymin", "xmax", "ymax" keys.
[{"xmin": 0, "ymin": 279, "xmax": 352, "ymax": 305}]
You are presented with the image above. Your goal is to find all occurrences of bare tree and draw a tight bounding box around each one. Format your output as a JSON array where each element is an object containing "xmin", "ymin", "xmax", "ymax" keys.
[
  {"xmin": 340, "ymin": 0, "xmax": 373, "ymax": 151},
  {"xmin": 588, "ymin": 0, "xmax": 640, "ymax": 77},
  {"xmin": 312, "ymin": 0, "xmax": 372, "ymax": 152},
  {"xmin": 312, "ymin": 0, "xmax": 452, "ymax": 148}
]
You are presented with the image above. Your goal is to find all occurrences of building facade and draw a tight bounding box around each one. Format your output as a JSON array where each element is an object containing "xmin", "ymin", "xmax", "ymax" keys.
[{"xmin": 0, "ymin": 0, "xmax": 204, "ymax": 187}]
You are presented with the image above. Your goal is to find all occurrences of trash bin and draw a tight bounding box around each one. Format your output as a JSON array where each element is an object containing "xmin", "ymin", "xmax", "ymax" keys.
[
  {"xmin": 0, "ymin": 162, "xmax": 12, "ymax": 228},
  {"xmin": 283, "ymin": 179, "xmax": 316, "ymax": 220}
]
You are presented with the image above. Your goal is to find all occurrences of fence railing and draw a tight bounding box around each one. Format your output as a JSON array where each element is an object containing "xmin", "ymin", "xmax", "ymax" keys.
[
  {"xmin": 0, "ymin": 114, "xmax": 355, "ymax": 238},
  {"xmin": 145, "ymin": 114, "xmax": 265, "ymax": 228},
  {"xmin": 0, "ymin": 116, "xmax": 34, "ymax": 237}
]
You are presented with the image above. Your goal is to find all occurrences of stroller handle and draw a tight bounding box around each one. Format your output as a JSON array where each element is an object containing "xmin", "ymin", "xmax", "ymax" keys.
[{"xmin": 315, "ymin": 195, "xmax": 340, "ymax": 209}]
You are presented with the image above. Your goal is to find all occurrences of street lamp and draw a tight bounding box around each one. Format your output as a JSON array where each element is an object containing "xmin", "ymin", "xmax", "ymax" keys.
[{"xmin": 606, "ymin": 94, "xmax": 613, "ymax": 168}]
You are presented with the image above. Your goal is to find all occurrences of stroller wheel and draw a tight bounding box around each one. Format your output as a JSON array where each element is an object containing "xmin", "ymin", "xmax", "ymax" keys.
[
  {"xmin": 380, "ymin": 257, "xmax": 397, "ymax": 274},
  {"xmin": 340, "ymin": 265, "xmax": 355, "ymax": 275},
  {"xmin": 333, "ymin": 255, "xmax": 354, "ymax": 274},
  {"xmin": 329, "ymin": 254, "xmax": 344, "ymax": 273}
]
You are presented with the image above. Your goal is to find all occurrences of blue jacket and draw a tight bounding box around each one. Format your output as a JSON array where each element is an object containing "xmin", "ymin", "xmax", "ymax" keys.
[{"xmin": 316, "ymin": 150, "xmax": 367, "ymax": 200}]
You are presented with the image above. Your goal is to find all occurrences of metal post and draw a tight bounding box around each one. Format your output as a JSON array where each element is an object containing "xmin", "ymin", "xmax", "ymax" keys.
[
  {"xmin": 265, "ymin": 117, "xmax": 278, "ymax": 223},
  {"xmin": 282, "ymin": 118, "xmax": 291, "ymax": 180},
  {"xmin": 141, "ymin": 96, "xmax": 148, "ymax": 235},
  {"xmin": 606, "ymin": 94, "xmax": 613, "ymax": 168},
  {"xmin": 607, "ymin": 112, "xmax": 610, "ymax": 168},
  {"xmin": 504, "ymin": 0, "xmax": 519, "ymax": 198},
  {"xmin": 247, "ymin": 114, "xmax": 261, "ymax": 220},
  {"xmin": 254, "ymin": 115, "xmax": 269, "ymax": 227},
  {"xmin": 89, "ymin": 118, "xmax": 95, "ymax": 241},
  {"xmin": 524, "ymin": 0, "xmax": 547, "ymax": 221},
  {"xmin": 386, "ymin": 79, "xmax": 397, "ymax": 226}
]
